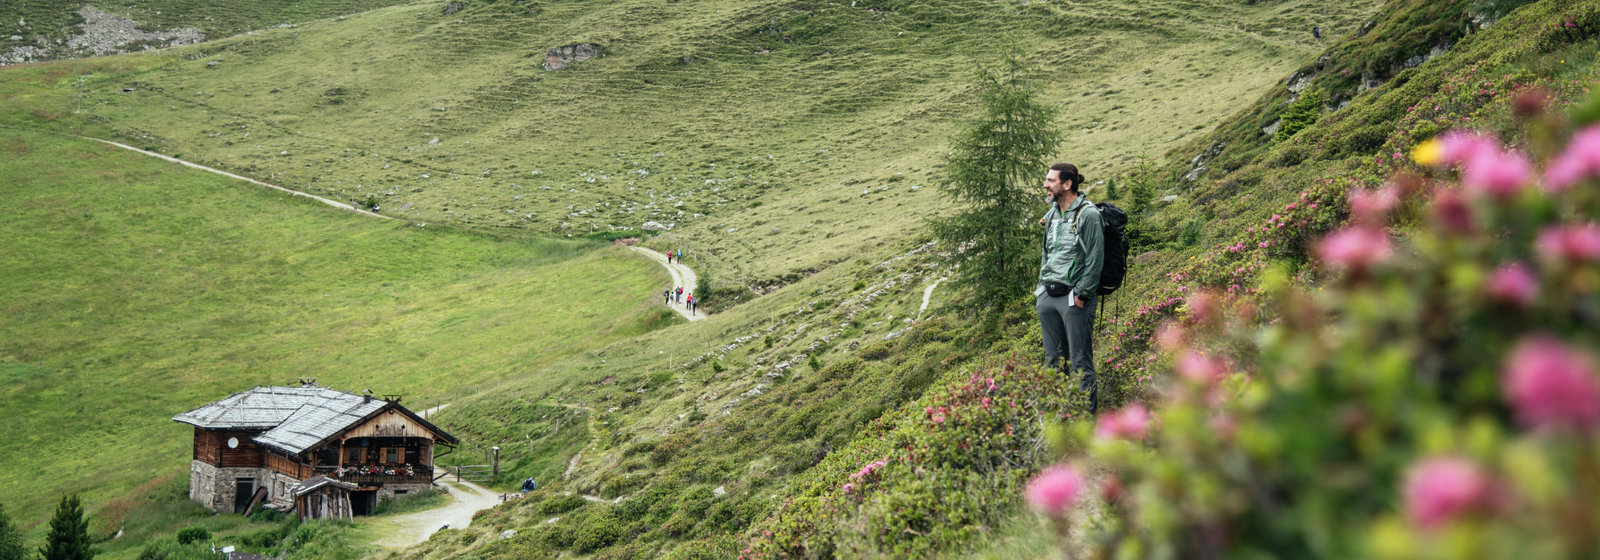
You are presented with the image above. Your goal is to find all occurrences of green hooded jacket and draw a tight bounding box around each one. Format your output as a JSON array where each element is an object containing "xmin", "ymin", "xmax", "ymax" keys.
[{"xmin": 1035, "ymin": 195, "xmax": 1104, "ymax": 297}]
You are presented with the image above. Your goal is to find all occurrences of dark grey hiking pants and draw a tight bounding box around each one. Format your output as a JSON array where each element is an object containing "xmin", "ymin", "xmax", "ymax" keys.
[{"xmin": 1038, "ymin": 291, "xmax": 1098, "ymax": 412}]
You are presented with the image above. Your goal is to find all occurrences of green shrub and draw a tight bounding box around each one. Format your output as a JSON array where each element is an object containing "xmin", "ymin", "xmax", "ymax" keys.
[
  {"xmin": 174, "ymin": 526, "xmax": 209, "ymax": 545},
  {"xmin": 1273, "ymin": 86, "xmax": 1327, "ymax": 142},
  {"xmin": 536, "ymin": 494, "xmax": 587, "ymax": 515},
  {"xmin": 136, "ymin": 539, "xmax": 215, "ymax": 560},
  {"xmin": 572, "ymin": 516, "xmax": 625, "ymax": 553}
]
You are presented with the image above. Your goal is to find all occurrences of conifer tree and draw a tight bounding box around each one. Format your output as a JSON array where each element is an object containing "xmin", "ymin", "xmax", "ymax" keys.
[
  {"xmin": 40, "ymin": 495, "xmax": 92, "ymax": 560},
  {"xmin": 932, "ymin": 54, "xmax": 1062, "ymax": 310},
  {"xmin": 0, "ymin": 502, "xmax": 25, "ymax": 560}
]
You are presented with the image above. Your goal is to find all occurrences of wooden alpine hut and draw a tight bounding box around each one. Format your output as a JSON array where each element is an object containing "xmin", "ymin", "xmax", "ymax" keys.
[{"xmin": 174, "ymin": 382, "xmax": 458, "ymax": 516}]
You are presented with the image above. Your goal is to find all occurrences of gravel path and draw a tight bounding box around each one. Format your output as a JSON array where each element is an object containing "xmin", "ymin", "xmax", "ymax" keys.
[
  {"xmin": 83, "ymin": 136, "xmax": 391, "ymax": 218},
  {"xmin": 630, "ymin": 247, "xmax": 705, "ymax": 321},
  {"xmin": 368, "ymin": 479, "xmax": 502, "ymax": 548},
  {"xmin": 918, "ymin": 276, "xmax": 947, "ymax": 319}
]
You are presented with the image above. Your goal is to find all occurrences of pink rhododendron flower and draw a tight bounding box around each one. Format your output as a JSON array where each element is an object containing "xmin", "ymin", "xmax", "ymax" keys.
[
  {"xmin": 1485, "ymin": 262, "xmax": 1539, "ymax": 308},
  {"xmin": 1536, "ymin": 223, "xmax": 1600, "ymax": 263},
  {"xmin": 1155, "ymin": 321, "xmax": 1185, "ymax": 351},
  {"xmin": 1421, "ymin": 131, "xmax": 1499, "ymax": 167},
  {"xmin": 1101, "ymin": 475, "xmax": 1123, "ymax": 503},
  {"xmin": 1461, "ymin": 148, "xmax": 1532, "ymax": 200},
  {"xmin": 1176, "ymin": 351, "xmax": 1229, "ymax": 384},
  {"xmin": 1430, "ymin": 189, "xmax": 1475, "ymax": 235},
  {"xmin": 851, "ymin": 459, "xmax": 889, "ymax": 480},
  {"xmin": 1349, "ymin": 186, "xmax": 1399, "ymax": 224},
  {"xmin": 1316, "ymin": 226, "xmax": 1393, "ymax": 270},
  {"xmin": 1025, "ymin": 464, "xmax": 1085, "ymax": 516},
  {"xmin": 1185, "ymin": 291, "xmax": 1219, "ymax": 325},
  {"xmin": 1403, "ymin": 457, "xmax": 1501, "ymax": 530},
  {"xmin": 1503, "ymin": 336, "xmax": 1600, "ymax": 431},
  {"xmin": 1545, "ymin": 124, "xmax": 1600, "ymax": 191},
  {"xmin": 842, "ymin": 483, "xmax": 855, "ymax": 493},
  {"xmin": 1094, "ymin": 403, "xmax": 1152, "ymax": 441},
  {"xmin": 1210, "ymin": 414, "xmax": 1237, "ymax": 439}
]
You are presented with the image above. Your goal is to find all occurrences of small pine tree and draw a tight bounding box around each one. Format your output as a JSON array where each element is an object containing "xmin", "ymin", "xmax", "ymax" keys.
[
  {"xmin": 931, "ymin": 53, "xmax": 1062, "ymax": 310},
  {"xmin": 40, "ymin": 495, "xmax": 92, "ymax": 560},
  {"xmin": 0, "ymin": 502, "xmax": 26, "ymax": 560}
]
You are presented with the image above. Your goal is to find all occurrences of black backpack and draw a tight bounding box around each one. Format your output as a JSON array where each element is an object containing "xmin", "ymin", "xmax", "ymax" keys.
[{"xmin": 1094, "ymin": 202, "xmax": 1129, "ymax": 296}]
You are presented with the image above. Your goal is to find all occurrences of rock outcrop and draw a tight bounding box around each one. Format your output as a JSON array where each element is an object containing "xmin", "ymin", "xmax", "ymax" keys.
[
  {"xmin": 1, "ymin": 7, "xmax": 203, "ymax": 66},
  {"xmin": 543, "ymin": 43, "xmax": 601, "ymax": 70}
]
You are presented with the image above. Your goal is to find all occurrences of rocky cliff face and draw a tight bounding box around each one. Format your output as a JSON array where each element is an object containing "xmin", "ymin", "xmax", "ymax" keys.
[{"xmin": 1, "ymin": 7, "xmax": 203, "ymax": 66}]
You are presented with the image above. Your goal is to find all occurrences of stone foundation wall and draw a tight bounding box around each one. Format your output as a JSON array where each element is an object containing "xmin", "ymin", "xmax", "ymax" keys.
[
  {"xmin": 189, "ymin": 461, "xmax": 303, "ymax": 513},
  {"xmin": 189, "ymin": 460, "xmax": 435, "ymax": 513}
]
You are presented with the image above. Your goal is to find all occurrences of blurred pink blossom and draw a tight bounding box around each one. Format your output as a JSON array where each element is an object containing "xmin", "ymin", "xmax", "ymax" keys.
[
  {"xmin": 1545, "ymin": 126, "xmax": 1600, "ymax": 190},
  {"xmin": 1536, "ymin": 223, "xmax": 1600, "ymax": 263},
  {"xmin": 1434, "ymin": 131, "xmax": 1500, "ymax": 166},
  {"xmin": 1209, "ymin": 414, "xmax": 1237, "ymax": 439},
  {"xmin": 1025, "ymin": 464, "xmax": 1085, "ymax": 516},
  {"xmin": 842, "ymin": 483, "xmax": 855, "ymax": 493},
  {"xmin": 1503, "ymin": 336, "xmax": 1600, "ymax": 431},
  {"xmin": 1176, "ymin": 351, "xmax": 1229, "ymax": 384},
  {"xmin": 1430, "ymin": 189, "xmax": 1475, "ymax": 235},
  {"xmin": 1094, "ymin": 403, "xmax": 1152, "ymax": 441},
  {"xmin": 1155, "ymin": 321, "xmax": 1185, "ymax": 351},
  {"xmin": 1316, "ymin": 226, "xmax": 1393, "ymax": 270},
  {"xmin": 1349, "ymin": 186, "xmax": 1399, "ymax": 224},
  {"xmin": 1403, "ymin": 457, "xmax": 1501, "ymax": 530},
  {"xmin": 1185, "ymin": 291, "xmax": 1219, "ymax": 325},
  {"xmin": 1461, "ymin": 149, "xmax": 1532, "ymax": 200},
  {"xmin": 1485, "ymin": 262, "xmax": 1539, "ymax": 307},
  {"xmin": 1100, "ymin": 475, "xmax": 1123, "ymax": 503}
]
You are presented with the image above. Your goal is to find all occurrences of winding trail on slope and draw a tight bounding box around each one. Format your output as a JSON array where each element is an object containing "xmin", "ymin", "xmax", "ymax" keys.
[
  {"xmin": 629, "ymin": 246, "xmax": 706, "ymax": 321},
  {"xmin": 918, "ymin": 276, "xmax": 947, "ymax": 320},
  {"xmin": 81, "ymin": 135, "xmax": 393, "ymax": 218},
  {"xmin": 33, "ymin": 129, "xmax": 714, "ymax": 322}
]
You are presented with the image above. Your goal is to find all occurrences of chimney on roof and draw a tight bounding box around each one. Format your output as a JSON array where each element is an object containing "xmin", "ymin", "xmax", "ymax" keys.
[{"xmin": 362, "ymin": 389, "xmax": 373, "ymax": 403}]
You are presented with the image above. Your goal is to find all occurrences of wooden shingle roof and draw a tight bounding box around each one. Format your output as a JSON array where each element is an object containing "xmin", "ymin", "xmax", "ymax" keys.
[{"xmin": 174, "ymin": 385, "xmax": 456, "ymax": 455}]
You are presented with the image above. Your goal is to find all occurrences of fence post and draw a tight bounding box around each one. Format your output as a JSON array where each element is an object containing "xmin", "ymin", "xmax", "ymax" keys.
[{"xmin": 492, "ymin": 446, "xmax": 500, "ymax": 476}]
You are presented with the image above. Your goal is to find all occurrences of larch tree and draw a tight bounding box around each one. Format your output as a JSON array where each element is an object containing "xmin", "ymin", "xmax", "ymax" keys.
[{"xmin": 931, "ymin": 54, "xmax": 1062, "ymax": 311}]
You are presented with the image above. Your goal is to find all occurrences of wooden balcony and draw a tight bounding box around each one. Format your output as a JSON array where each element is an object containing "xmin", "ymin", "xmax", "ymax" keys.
[{"xmin": 315, "ymin": 465, "xmax": 434, "ymax": 485}]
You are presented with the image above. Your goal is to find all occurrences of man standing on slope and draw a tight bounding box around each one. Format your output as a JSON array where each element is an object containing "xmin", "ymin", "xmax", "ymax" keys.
[{"xmin": 1036, "ymin": 162, "xmax": 1103, "ymax": 414}]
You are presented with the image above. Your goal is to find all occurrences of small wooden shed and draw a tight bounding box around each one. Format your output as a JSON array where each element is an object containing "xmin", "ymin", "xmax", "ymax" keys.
[{"xmin": 293, "ymin": 476, "xmax": 359, "ymax": 521}]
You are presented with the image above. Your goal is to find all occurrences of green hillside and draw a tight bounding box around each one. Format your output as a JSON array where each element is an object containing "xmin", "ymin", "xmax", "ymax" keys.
[
  {"xmin": 0, "ymin": 124, "xmax": 673, "ymax": 553},
  {"xmin": 8, "ymin": 0, "xmax": 1597, "ymax": 558},
  {"xmin": 3, "ymin": 0, "xmax": 1381, "ymax": 300}
]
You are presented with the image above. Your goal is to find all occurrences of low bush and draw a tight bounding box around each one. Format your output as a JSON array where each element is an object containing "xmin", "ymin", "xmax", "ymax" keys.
[
  {"xmin": 536, "ymin": 494, "xmax": 587, "ymax": 515},
  {"xmin": 173, "ymin": 527, "xmax": 208, "ymax": 545},
  {"xmin": 573, "ymin": 516, "xmax": 625, "ymax": 553}
]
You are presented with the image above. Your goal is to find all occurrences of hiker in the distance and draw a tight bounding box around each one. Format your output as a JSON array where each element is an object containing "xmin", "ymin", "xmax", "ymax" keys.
[
  {"xmin": 521, "ymin": 477, "xmax": 536, "ymax": 493},
  {"xmin": 689, "ymin": 293, "xmax": 696, "ymax": 315},
  {"xmin": 668, "ymin": 250, "xmax": 675, "ymax": 264},
  {"xmin": 1036, "ymin": 162, "xmax": 1104, "ymax": 414}
]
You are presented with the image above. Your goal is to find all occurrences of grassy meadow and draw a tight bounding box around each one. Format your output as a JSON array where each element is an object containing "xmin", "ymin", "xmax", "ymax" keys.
[
  {"xmin": 3, "ymin": 0, "xmax": 1383, "ymax": 295},
  {"xmin": 0, "ymin": 126, "xmax": 675, "ymax": 550}
]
